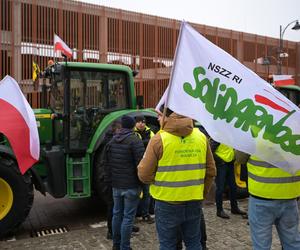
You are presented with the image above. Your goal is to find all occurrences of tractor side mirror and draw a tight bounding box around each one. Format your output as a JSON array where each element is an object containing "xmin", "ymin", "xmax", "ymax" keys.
[
  {"xmin": 132, "ymin": 70, "xmax": 139, "ymax": 77},
  {"xmin": 136, "ymin": 95, "xmax": 144, "ymax": 109}
]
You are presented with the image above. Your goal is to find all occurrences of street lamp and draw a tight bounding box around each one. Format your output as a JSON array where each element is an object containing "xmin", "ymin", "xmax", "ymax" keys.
[{"xmin": 278, "ymin": 20, "xmax": 300, "ymax": 74}]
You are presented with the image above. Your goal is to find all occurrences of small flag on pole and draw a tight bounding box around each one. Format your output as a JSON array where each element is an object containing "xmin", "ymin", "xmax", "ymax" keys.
[
  {"xmin": 32, "ymin": 61, "xmax": 40, "ymax": 81},
  {"xmin": 273, "ymin": 75, "xmax": 295, "ymax": 86},
  {"xmin": 54, "ymin": 34, "xmax": 73, "ymax": 58},
  {"xmin": 32, "ymin": 61, "xmax": 40, "ymax": 90}
]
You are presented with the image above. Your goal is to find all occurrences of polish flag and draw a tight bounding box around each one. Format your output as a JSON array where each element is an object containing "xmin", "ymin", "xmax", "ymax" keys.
[
  {"xmin": 54, "ymin": 34, "xmax": 73, "ymax": 58},
  {"xmin": 273, "ymin": 75, "xmax": 295, "ymax": 86},
  {"xmin": 0, "ymin": 76, "xmax": 40, "ymax": 174}
]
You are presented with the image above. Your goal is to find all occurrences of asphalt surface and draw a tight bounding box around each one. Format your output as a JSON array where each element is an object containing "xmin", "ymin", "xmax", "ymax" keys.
[{"xmin": 0, "ymin": 192, "xmax": 298, "ymax": 249}]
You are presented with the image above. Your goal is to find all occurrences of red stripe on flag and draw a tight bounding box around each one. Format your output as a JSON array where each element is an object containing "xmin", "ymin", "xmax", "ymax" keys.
[
  {"xmin": 274, "ymin": 78, "xmax": 295, "ymax": 86},
  {"xmin": 254, "ymin": 94, "xmax": 289, "ymax": 113},
  {"xmin": 54, "ymin": 42, "xmax": 72, "ymax": 58},
  {"xmin": 0, "ymin": 99, "xmax": 37, "ymax": 174}
]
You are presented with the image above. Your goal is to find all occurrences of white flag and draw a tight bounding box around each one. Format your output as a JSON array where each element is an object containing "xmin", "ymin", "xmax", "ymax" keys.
[
  {"xmin": 157, "ymin": 22, "xmax": 300, "ymax": 174},
  {"xmin": 0, "ymin": 76, "xmax": 40, "ymax": 174}
]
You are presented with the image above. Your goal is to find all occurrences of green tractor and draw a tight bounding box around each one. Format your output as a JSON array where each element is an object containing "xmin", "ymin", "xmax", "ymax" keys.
[{"xmin": 0, "ymin": 62, "xmax": 159, "ymax": 237}]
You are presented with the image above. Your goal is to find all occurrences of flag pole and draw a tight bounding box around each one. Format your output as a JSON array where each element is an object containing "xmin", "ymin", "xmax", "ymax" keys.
[{"xmin": 161, "ymin": 21, "xmax": 185, "ymax": 126}]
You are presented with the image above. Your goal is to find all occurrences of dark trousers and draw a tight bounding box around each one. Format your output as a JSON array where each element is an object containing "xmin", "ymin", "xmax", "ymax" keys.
[
  {"xmin": 176, "ymin": 205, "xmax": 207, "ymax": 249},
  {"xmin": 215, "ymin": 160, "xmax": 238, "ymax": 212},
  {"xmin": 103, "ymin": 186, "xmax": 113, "ymax": 234}
]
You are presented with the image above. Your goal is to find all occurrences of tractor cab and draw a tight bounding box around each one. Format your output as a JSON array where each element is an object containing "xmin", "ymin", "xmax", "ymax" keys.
[
  {"xmin": 33, "ymin": 62, "xmax": 158, "ymax": 199},
  {"xmin": 39, "ymin": 62, "xmax": 138, "ymax": 153}
]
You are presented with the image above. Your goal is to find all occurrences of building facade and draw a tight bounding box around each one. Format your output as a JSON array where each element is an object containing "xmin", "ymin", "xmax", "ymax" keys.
[{"xmin": 1, "ymin": 0, "xmax": 299, "ymax": 108}]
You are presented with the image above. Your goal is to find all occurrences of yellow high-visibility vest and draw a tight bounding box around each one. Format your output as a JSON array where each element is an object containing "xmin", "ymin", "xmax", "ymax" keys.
[
  {"xmin": 215, "ymin": 144, "xmax": 234, "ymax": 162},
  {"xmin": 150, "ymin": 128, "xmax": 207, "ymax": 201},
  {"xmin": 247, "ymin": 156, "xmax": 300, "ymax": 199},
  {"xmin": 134, "ymin": 126, "xmax": 154, "ymax": 139}
]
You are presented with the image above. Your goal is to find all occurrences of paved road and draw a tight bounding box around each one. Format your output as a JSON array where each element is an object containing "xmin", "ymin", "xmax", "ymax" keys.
[{"xmin": 0, "ymin": 192, "xmax": 296, "ymax": 249}]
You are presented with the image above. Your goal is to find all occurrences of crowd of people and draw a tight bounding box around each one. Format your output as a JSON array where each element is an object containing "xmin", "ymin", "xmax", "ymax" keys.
[{"xmin": 102, "ymin": 107, "xmax": 300, "ymax": 250}]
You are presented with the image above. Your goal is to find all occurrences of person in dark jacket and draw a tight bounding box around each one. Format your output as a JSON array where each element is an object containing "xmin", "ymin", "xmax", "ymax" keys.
[
  {"xmin": 106, "ymin": 115, "xmax": 145, "ymax": 250},
  {"xmin": 102, "ymin": 120, "xmax": 121, "ymax": 240}
]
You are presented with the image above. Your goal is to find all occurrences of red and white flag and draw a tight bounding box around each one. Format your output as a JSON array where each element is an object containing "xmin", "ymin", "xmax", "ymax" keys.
[
  {"xmin": 273, "ymin": 75, "xmax": 295, "ymax": 86},
  {"xmin": 54, "ymin": 34, "xmax": 73, "ymax": 58},
  {"xmin": 0, "ymin": 76, "xmax": 40, "ymax": 174}
]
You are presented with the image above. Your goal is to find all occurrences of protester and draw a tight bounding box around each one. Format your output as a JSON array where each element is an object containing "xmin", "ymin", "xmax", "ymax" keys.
[
  {"xmin": 105, "ymin": 115, "xmax": 145, "ymax": 250},
  {"xmin": 178, "ymin": 124, "xmax": 209, "ymax": 250},
  {"xmin": 210, "ymin": 140, "xmax": 247, "ymax": 219},
  {"xmin": 235, "ymin": 151, "xmax": 300, "ymax": 250},
  {"xmin": 138, "ymin": 105, "xmax": 216, "ymax": 250},
  {"xmin": 134, "ymin": 115, "xmax": 155, "ymax": 223},
  {"xmin": 101, "ymin": 120, "xmax": 142, "ymax": 240},
  {"xmin": 101, "ymin": 120, "xmax": 122, "ymax": 240},
  {"xmin": 134, "ymin": 115, "xmax": 154, "ymax": 147}
]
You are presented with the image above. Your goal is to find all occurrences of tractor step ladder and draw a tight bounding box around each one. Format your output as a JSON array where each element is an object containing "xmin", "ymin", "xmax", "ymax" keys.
[{"xmin": 66, "ymin": 154, "xmax": 91, "ymax": 198}]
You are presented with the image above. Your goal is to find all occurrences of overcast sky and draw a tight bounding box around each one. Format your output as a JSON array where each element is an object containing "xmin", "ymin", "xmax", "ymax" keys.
[{"xmin": 77, "ymin": 0, "xmax": 300, "ymax": 42}]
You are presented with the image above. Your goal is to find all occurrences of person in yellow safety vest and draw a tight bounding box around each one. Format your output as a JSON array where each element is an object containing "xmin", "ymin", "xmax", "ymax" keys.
[
  {"xmin": 134, "ymin": 115, "xmax": 155, "ymax": 148},
  {"xmin": 134, "ymin": 115, "xmax": 155, "ymax": 224},
  {"xmin": 137, "ymin": 105, "xmax": 216, "ymax": 250},
  {"xmin": 235, "ymin": 151, "xmax": 300, "ymax": 250},
  {"xmin": 210, "ymin": 140, "xmax": 247, "ymax": 219}
]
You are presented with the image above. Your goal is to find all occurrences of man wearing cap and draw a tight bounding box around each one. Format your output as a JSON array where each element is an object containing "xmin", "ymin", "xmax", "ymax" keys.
[
  {"xmin": 138, "ymin": 106, "xmax": 216, "ymax": 250},
  {"xmin": 134, "ymin": 115, "xmax": 154, "ymax": 148},
  {"xmin": 134, "ymin": 115, "xmax": 155, "ymax": 223},
  {"xmin": 105, "ymin": 115, "xmax": 145, "ymax": 250}
]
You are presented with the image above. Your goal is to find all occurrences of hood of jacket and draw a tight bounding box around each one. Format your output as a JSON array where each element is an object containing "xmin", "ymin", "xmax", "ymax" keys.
[
  {"xmin": 161, "ymin": 112, "xmax": 193, "ymax": 137},
  {"xmin": 113, "ymin": 128, "xmax": 134, "ymax": 142}
]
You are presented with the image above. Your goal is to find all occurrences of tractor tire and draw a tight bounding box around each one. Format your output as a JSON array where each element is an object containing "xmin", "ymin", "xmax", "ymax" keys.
[{"xmin": 0, "ymin": 158, "xmax": 34, "ymax": 238}]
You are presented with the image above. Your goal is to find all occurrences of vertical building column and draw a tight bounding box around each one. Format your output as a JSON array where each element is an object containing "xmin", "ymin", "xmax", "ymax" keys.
[
  {"xmin": 237, "ymin": 33, "xmax": 244, "ymax": 63},
  {"xmin": 99, "ymin": 7, "xmax": 107, "ymax": 63},
  {"xmin": 12, "ymin": 0, "xmax": 22, "ymax": 82},
  {"xmin": 77, "ymin": 4, "xmax": 83, "ymax": 62}
]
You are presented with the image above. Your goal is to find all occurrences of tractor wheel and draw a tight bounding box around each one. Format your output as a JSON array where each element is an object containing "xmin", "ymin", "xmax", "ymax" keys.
[
  {"xmin": 93, "ymin": 147, "xmax": 110, "ymax": 204},
  {"xmin": 0, "ymin": 158, "xmax": 34, "ymax": 238}
]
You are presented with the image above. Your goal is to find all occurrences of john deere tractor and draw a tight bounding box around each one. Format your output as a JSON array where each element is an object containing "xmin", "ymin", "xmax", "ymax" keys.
[{"xmin": 0, "ymin": 62, "xmax": 158, "ymax": 237}]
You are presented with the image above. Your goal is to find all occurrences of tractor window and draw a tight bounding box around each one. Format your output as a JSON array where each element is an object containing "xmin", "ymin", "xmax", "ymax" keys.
[
  {"xmin": 108, "ymin": 77, "xmax": 127, "ymax": 108},
  {"xmin": 50, "ymin": 80, "xmax": 64, "ymax": 113},
  {"xmin": 68, "ymin": 69, "xmax": 129, "ymax": 150}
]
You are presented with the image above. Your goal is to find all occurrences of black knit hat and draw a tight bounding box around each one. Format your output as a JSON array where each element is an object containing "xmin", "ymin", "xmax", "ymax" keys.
[
  {"xmin": 159, "ymin": 104, "xmax": 174, "ymax": 117},
  {"xmin": 135, "ymin": 115, "xmax": 146, "ymax": 123},
  {"xmin": 121, "ymin": 115, "xmax": 135, "ymax": 129}
]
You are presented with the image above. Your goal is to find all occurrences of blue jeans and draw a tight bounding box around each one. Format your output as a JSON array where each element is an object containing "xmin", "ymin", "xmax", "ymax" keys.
[
  {"xmin": 249, "ymin": 196, "xmax": 300, "ymax": 250},
  {"xmin": 112, "ymin": 188, "xmax": 140, "ymax": 250},
  {"xmin": 215, "ymin": 161, "xmax": 238, "ymax": 211},
  {"xmin": 137, "ymin": 184, "xmax": 151, "ymax": 217},
  {"xmin": 155, "ymin": 200, "xmax": 202, "ymax": 250}
]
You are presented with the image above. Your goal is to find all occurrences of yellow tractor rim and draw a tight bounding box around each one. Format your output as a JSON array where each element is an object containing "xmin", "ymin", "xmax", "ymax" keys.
[{"xmin": 0, "ymin": 177, "xmax": 13, "ymax": 220}]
